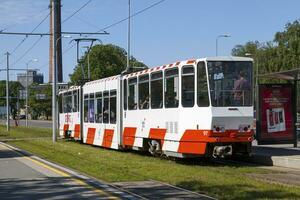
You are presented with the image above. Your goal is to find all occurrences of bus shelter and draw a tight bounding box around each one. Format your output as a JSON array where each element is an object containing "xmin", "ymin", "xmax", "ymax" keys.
[{"xmin": 257, "ymin": 68, "xmax": 300, "ymax": 148}]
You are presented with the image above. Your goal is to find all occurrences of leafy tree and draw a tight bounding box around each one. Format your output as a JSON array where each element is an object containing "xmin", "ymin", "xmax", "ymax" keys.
[
  {"xmin": 28, "ymin": 84, "xmax": 52, "ymax": 120},
  {"xmin": 0, "ymin": 80, "xmax": 24, "ymax": 119},
  {"xmin": 70, "ymin": 44, "xmax": 147, "ymax": 84},
  {"xmin": 232, "ymin": 20, "xmax": 300, "ymax": 81}
]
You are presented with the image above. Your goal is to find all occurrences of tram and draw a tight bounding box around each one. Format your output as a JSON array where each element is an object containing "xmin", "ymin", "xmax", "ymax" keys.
[{"xmin": 59, "ymin": 56, "xmax": 254, "ymax": 158}]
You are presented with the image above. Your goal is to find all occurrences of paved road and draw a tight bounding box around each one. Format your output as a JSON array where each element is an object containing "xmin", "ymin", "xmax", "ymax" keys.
[
  {"xmin": 0, "ymin": 142, "xmax": 133, "ymax": 200},
  {"xmin": 0, "ymin": 119, "xmax": 52, "ymax": 129}
]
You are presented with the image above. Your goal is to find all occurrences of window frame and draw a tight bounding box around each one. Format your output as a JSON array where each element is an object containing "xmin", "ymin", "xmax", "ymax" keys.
[
  {"xmin": 138, "ymin": 74, "xmax": 150, "ymax": 110},
  {"xmin": 103, "ymin": 91, "xmax": 110, "ymax": 124},
  {"xmin": 181, "ymin": 65, "xmax": 195, "ymax": 108},
  {"xmin": 95, "ymin": 92, "xmax": 103, "ymax": 123},
  {"xmin": 109, "ymin": 90, "xmax": 117, "ymax": 124},
  {"xmin": 128, "ymin": 77, "xmax": 138, "ymax": 110},
  {"xmin": 164, "ymin": 67, "xmax": 179, "ymax": 108},
  {"xmin": 150, "ymin": 71, "xmax": 163, "ymax": 109},
  {"xmin": 197, "ymin": 61, "xmax": 210, "ymax": 107}
]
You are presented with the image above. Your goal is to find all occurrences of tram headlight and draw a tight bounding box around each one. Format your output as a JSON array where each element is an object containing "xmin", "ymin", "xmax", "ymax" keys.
[
  {"xmin": 213, "ymin": 125, "xmax": 225, "ymax": 133},
  {"xmin": 238, "ymin": 124, "xmax": 251, "ymax": 133}
]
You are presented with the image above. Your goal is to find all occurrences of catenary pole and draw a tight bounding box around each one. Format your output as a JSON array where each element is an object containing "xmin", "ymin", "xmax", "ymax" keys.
[
  {"xmin": 5, "ymin": 52, "xmax": 10, "ymax": 132},
  {"xmin": 127, "ymin": 0, "xmax": 131, "ymax": 71},
  {"xmin": 52, "ymin": 0, "xmax": 59, "ymax": 142}
]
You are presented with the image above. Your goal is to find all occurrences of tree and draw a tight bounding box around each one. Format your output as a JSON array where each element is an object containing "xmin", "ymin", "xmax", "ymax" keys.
[
  {"xmin": 28, "ymin": 84, "xmax": 52, "ymax": 120},
  {"xmin": 70, "ymin": 44, "xmax": 147, "ymax": 84},
  {"xmin": 0, "ymin": 80, "xmax": 24, "ymax": 119},
  {"xmin": 232, "ymin": 20, "xmax": 300, "ymax": 79}
]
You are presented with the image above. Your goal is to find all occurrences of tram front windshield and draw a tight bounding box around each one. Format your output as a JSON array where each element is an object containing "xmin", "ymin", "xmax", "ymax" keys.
[{"xmin": 207, "ymin": 61, "xmax": 253, "ymax": 107}]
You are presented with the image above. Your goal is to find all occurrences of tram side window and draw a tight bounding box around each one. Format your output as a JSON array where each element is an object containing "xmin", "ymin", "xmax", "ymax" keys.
[
  {"xmin": 197, "ymin": 61, "xmax": 209, "ymax": 107},
  {"xmin": 73, "ymin": 90, "xmax": 78, "ymax": 112},
  {"xmin": 64, "ymin": 92, "xmax": 72, "ymax": 113},
  {"xmin": 84, "ymin": 94, "xmax": 88, "ymax": 122},
  {"xmin": 151, "ymin": 72, "xmax": 163, "ymax": 109},
  {"xmin": 123, "ymin": 79, "xmax": 127, "ymax": 110},
  {"xmin": 103, "ymin": 91, "xmax": 109, "ymax": 123},
  {"xmin": 110, "ymin": 90, "xmax": 117, "ymax": 124},
  {"xmin": 63, "ymin": 93, "xmax": 67, "ymax": 113},
  {"xmin": 182, "ymin": 66, "xmax": 195, "ymax": 107},
  {"xmin": 58, "ymin": 94, "xmax": 63, "ymax": 113},
  {"xmin": 95, "ymin": 92, "xmax": 102, "ymax": 123},
  {"xmin": 89, "ymin": 93, "xmax": 95, "ymax": 123},
  {"xmin": 165, "ymin": 68, "xmax": 179, "ymax": 108},
  {"xmin": 128, "ymin": 78, "xmax": 138, "ymax": 110},
  {"xmin": 138, "ymin": 75, "xmax": 149, "ymax": 109}
]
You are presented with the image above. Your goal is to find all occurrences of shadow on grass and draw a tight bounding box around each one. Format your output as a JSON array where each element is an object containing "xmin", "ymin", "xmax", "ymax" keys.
[
  {"xmin": 177, "ymin": 180, "xmax": 300, "ymax": 200},
  {"xmin": 62, "ymin": 139, "xmax": 264, "ymax": 169}
]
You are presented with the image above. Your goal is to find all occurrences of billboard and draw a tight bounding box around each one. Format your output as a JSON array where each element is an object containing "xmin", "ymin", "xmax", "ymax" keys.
[{"xmin": 257, "ymin": 84, "xmax": 296, "ymax": 144}]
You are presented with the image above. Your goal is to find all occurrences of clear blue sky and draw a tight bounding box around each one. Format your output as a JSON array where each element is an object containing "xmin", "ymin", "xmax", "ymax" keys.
[{"xmin": 0, "ymin": 0, "xmax": 299, "ymax": 82}]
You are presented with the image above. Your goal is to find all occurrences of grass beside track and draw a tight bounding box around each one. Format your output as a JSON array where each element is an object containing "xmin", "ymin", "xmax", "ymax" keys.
[
  {"xmin": 1, "ymin": 126, "xmax": 299, "ymax": 199},
  {"xmin": 0, "ymin": 125, "xmax": 51, "ymax": 139}
]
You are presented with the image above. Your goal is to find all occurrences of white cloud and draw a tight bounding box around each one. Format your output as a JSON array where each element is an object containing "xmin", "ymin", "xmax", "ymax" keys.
[{"xmin": 0, "ymin": 0, "xmax": 49, "ymax": 28}]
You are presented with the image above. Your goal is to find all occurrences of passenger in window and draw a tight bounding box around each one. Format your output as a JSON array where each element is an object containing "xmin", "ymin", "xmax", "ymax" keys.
[
  {"xmin": 166, "ymin": 93, "xmax": 178, "ymax": 108},
  {"xmin": 103, "ymin": 109, "xmax": 109, "ymax": 122},
  {"xmin": 130, "ymin": 102, "xmax": 137, "ymax": 110},
  {"xmin": 140, "ymin": 96, "xmax": 149, "ymax": 109},
  {"xmin": 96, "ymin": 113, "xmax": 102, "ymax": 122},
  {"xmin": 233, "ymin": 71, "xmax": 250, "ymax": 106}
]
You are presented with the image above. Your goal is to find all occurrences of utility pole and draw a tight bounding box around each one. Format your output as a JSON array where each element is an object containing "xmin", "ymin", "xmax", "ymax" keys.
[
  {"xmin": 49, "ymin": 0, "xmax": 54, "ymax": 83},
  {"xmin": 5, "ymin": 52, "xmax": 10, "ymax": 132},
  {"xmin": 53, "ymin": 0, "xmax": 62, "ymax": 83},
  {"xmin": 52, "ymin": 0, "xmax": 60, "ymax": 142},
  {"xmin": 127, "ymin": 0, "xmax": 131, "ymax": 71}
]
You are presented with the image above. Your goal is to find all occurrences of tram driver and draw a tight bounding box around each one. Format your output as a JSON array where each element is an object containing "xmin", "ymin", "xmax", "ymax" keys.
[{"xmin": 233, "ymin": 71, "xmax": 250, "ymax": 106}]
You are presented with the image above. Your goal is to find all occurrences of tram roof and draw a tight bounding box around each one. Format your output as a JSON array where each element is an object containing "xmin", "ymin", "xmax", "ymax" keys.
[
  {"xmin": 60, "ymin": 56, "xmax": 254, "ymax": 89},
  {"xmin": 58, "ymin": 85, "xmax": 80, "ymax": 94},
  {"xmin": 204, "ymin": 56, "xmax": 253, "ymax": 62}
]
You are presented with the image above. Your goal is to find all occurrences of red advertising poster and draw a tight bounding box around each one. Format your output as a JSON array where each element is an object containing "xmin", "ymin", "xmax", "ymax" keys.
[{"xmin": 258, "ymin": 84, "xmax": 295, "ymax": 144}]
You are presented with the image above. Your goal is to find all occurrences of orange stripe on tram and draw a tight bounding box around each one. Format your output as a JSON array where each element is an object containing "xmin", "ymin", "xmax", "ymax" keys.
[
  {"xmin": 74, "ymin": 124, "xmax": 80, "ymax": 139},
  {"xmin": 86, "ymin": 128, "xmax": 96, "ymax": 145},
  {"xmin": 122, "ymin": 127, "xmax": 137, "ymax": 147},
  {"xmin": 148, "ymin": 128, "xmax": 167, "ymax": 147},
  {"xmin": 63, "ymin": 124, "xmax": 69, "ymax": 137},
  {"xmin": 177, "ymin": 130, "xmax": 210, "ymax": 155},
  {"xmin": 102, "ymin": 129, "xmax": 114, "ymax": 148}
]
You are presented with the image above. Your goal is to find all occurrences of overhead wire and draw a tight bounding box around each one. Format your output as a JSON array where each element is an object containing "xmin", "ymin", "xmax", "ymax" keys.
[
  {"xmin": 96, "ymin": 0, "xmax": 167, "ymax": 32},
  {"xmin": 36, "ymin": 0, "xmax": 167, "ymax": 71},
  {"xmin": 10, "ymin": 12, "xmax": 50, "ymax": 55},
  {"xmin": 0, "ymin": 7, "xmax": 50, "ymax": 65},
  {"xmin": 11, "ymin": 36, "xmax": 44, "ymax": 67},
  {"xmin": 0, "ymin": 7, "xmax": 50, "ymax": 32},
  {"xmin": 36, "ymin": 0, "xmax": 94, "ymax": 70},
  {"xmin": 62, "ymin": 7, "xmax": 100, "ymax": 30},
  {"xmin": 38, "ymin": 42, "xmax": 77, "ymax": 70},
  {"xmin": 4, "ymin": 11, "xmax": 50, "ymax": 68},
  {"xmin": 62, "ymin": 0, "xmax": 93, "ymax": 24},
  {"xmin": 10, "ymin": 0, "xmax": 93, "ymax": 68}
]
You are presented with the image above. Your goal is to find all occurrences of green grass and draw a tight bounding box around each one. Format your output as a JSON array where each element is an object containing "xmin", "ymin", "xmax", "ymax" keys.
[
  {"xmin": 0, "ymin": 125, "xmax": 51, "ymax": 139},
  {"xmin": 2, "ymin": 126, "xmax": 300, "ymax": 199}
]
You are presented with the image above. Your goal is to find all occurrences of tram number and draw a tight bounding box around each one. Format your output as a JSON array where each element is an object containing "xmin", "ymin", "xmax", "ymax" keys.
[{"xmin": 203, "ymin": 131, "xmax": 209, "ymax": 136}]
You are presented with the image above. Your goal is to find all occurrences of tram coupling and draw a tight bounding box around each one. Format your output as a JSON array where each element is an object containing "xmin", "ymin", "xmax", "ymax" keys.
[{"xmin": 212, "ymin": 145, "xmax": 232, "ymax": 158}]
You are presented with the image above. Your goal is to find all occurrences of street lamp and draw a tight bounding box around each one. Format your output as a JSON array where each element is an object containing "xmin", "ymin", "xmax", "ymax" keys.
[
  {"xmin": 53, "ymin": 35, "xmax": 71, "ymax": 142},
  {"xmin": 216, "ymin": 34, "xmax": 231, "ymax": 56},
  {"xmin": 25, "ymin": 58, "xmax": 38, "ymax": 127}
]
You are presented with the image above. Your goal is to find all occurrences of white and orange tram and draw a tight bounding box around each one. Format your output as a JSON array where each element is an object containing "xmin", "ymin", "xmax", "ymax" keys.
[{"xmin": 59, "ymin": 56, "xmax": 254, "ymax": 158}]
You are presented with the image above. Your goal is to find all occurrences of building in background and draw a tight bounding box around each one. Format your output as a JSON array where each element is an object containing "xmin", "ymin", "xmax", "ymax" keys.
[{"xmin": 17, "ymin": 70, "xmax": 44, "ymax": 88}]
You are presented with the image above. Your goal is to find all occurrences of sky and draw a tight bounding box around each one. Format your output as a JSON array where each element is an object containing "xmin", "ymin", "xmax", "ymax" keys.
[{"xmin": 0, "ymin": 0, "xmax": 299, "ymax": 82}]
